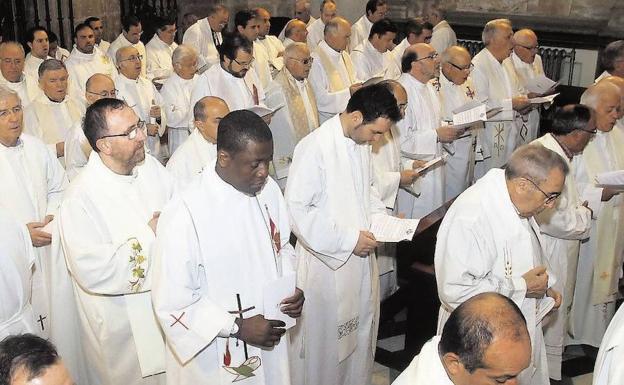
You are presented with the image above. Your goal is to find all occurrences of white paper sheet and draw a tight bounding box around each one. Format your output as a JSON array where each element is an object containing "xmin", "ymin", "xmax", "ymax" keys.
[
  {"xmin": 262, "ymin": 273, "xmax": 297, "ymax": 329},
  {"xmin": 414, "ymin": 154, "xmax": 448, "ymax": 173},
  {"xmin": 536, "ymin": 296, "xmax": 555, "ymax": 323},
  {"xmin": 247, "ymin": 104, "xmax": 284, "ymax": 118},
  {"xmin": 370, "ymin": 216, "xmax": 420, "ymax": 242},
  {"xmin": 595, "ymin": 169, "xmax": 624, "ymax": 187},
  {"xmin": 525, "ymin": 74, "xmax": 558, "ymax": 94},
  {"xmin": 528, "ymin": 93, "xmax": 559, "ymax": 105},
  {"xmin": 452, "ymin": 103, "xmax": 487, "ymax": 126}
]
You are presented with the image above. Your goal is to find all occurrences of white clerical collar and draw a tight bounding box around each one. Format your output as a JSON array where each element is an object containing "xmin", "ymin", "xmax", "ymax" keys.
[
  {"xmin": 0, "ymin": 70, "xmax": 26, "ymax": 85},
  {"xmin": 118, "ymin": 73, "xmax": 142, "ymax": 85},
  {"xmin": 35, "ymin": 93, "xmax": 69, "ymax": 106},
  {"xmin": 0, "ymin": 136, "xmax": 23, "ymax": 150},
  {"xmin": 319, "ymin": 40, "xmax": 341, "ymax": 58},
  {"xmin": 362, "ymin": 15, "xmax": 373, "ymax": 29},
  {"xmin": 118, "ymin": 33, "xmax": 142, "ymax": 49},
  {"xmin": 91, "ymin": 151, "xmax": 140, "ymax": 180},
  {"xmin": 219, "ymin": 64, "xmax": 243, "ymax": 82},
  {"xmin": 152, "ymin": 34, "xmax": 172, "ymax": 48},
  {"xmin": 172, "ymin": 72, "xmax": 195, "ymax": 84},
  {"xmin": 433, "ymin": 20, "xmax": 449, "ymax": 31},
  {"xmin": 69, "ymin": 46, "xmax": 97, "ymax": 60},
  {"xmin": 364, "ymin": 39, "xmax": 383, "ymax": 57}
]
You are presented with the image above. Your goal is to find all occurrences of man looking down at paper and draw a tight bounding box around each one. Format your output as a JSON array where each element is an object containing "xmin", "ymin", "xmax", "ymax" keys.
[
  {"xmin": 435, "ymin": 144, "xmax": 565, "ymax": 385},
  {"xmin": 286, "ymin": 84, "xmax": 405, "ymax": 385},
  {"xmin": 153, "ymin": 110, "xmax": 302, "ymax": 385}
]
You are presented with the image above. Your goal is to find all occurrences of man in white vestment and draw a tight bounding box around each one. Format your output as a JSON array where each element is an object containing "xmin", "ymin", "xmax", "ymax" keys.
[
  {"xmin": 396, "ymin": 43, "xmax": 458, "ymax": 219},
  {"xmin": 435, "ymin": 144, "xmax": 566, "ymax": 385},
  {"xmin": 86, "ymin": 16, "xmax": 111, "ymax": 55},
  {"xmin": 595, "ymin": 40, "xmax": 624, "ymax": 82},
  {"xmin": 64, "ymin": 23, "xmax": 116, "ymax": 100},
  {"xmin": 154, "ymin": 110, "xmax": 303, "ymax": 385},
  {"xmin": 179, "ymin": 13, "xmax": 199, "ymax": 43},
  {"xmin": 436, "ymin": 46, "xmax": 481, "ymax": 198},
  {"xmin": 0, "ymin": 41, "xmax": 39, "ymax": 106},
  {"xmin": 264, "ymin": 43, "xmax": 319, "ymax": 189},
  {"xmin": 425, "ymin": 5, "xmax": 457, "ymax": 54},
  {"xmin": 393, "ymin": 293, "xmax": 531, "ymax": 385},
  {"xmin": 115, "ymin": 46, "xmax": 167, "ymax": 162},
  {"xmin": 146, "ymin": 17, "xmax": 178, "ymax": 81},
  {"xmin": 183, "ymin": 5, "xmax": 229, "ymax": 72},
  {"xmin": 166, "ymin": 96, "xmax": 229, "ymax": 189},
  {"xmin": 505, "ymin": 29, "xmax": 545, "ymax": 146},
  {"xmin": 235, "ymin": 10, "xmax": 272, "ymax": 90},
  {"xmin": 390, "ymin": 19, "xmax": 433, "ymax": 78},
  {"xmin": 309, "ymin": 17, "xmax": 361, "ymax": 123},
  {"xmin": 351, "ymin": 19, "xmax": 398, "ymax": 81},
  {"xmin": 568, "ymin": 80, "xmax": 624, "ymax": 349},
  {"xmin": 278, "ymin": 0, "xmax": 316, "ymax": 41},
  {"xmin": 531, "ymin": 105, "xmax": 594, "ymax": 380},
  {"xmin": 160, "ymin": 45, "xmax": 198, "ymax": 156},
  {"xmin": 24, "ymin": 27, "xmax": 51, "ymax": 80},
  {"xmin": 108, "ymin": 15, "xmax": 148, "ymax": 78},
  {"xmin": 472, "ymin": 19, "xmax": 530, "ymax": 174},
  {"xmin": 58, "ymin": 98, "xmax": 174, "ymax": 385},
  {"xmin": 48, "ymin": 32, "xmax": 70, "ymax": 63},
  {"xmin": 255, "ymin": 8, "xmax": 285, "ymax": 73},
  {"xmin": 282, "ymin": 20, "xmax": 308, "ymax": 48},
  {"xmin": 286, "ymin": 84, "xmax": 403, "ymax": 385},
  {"xmin": 306, "ymin": 0, "xmax": 337, "ymax": 51},
  {"xmin": 593, "ymin": 304, "xmax": 624, "ymax": 385},
  {"xmin": 349, "ymin": 0, "xmax": 388, "ymax": 52},
  {"xmin": 24, "ymin": 59, "xmax": 84, "ymax": 160},
  {"xmin": 191, "ymin": 34, "xmax": 266, "ymax": 111}
]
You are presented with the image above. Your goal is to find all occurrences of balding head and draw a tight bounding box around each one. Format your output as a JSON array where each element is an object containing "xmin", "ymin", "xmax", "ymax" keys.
[
  {"xmin": 600, "ymin": 76, "xmax": 624, "ymax": 119},
  {"xmin": 295, "ymin": 0, "xmax": 312, "ymax": 23},
  {"xmin": 324, "ymin": 17, "xmax": 351, "ymax": 52},
  {"xmin": 583, "ymin": 80, "xmax": 621, "ymax": 131},
  {"xmin": 402, "ymin": 43, "xmax": 440, "ymax": 82},
  {"xmin": 380, "ymin": 79, "xmax": 407, "ymax": 118},
  {"xmin": 285, "ymin": 19, "xmax": 308, "ymax": 43},
  {"xmin": 85, "ymin": 73, "xmax": 116, "ymax": 105},
  {"xmin": 440, "ymin": 45, "xmax": 472, "ymax": 85},
  {"xmin": 284, "ymin": 42, "xmax": 312, "ymax": 81},
  {"xmin": 253, "ymin": 8, "xmax": 271, "ymax": 38},
  {"xmin": 513, "ymin": 29, "xmax": 539, "ymax": 64},
  {"xmin": 194, "ymin": 96, "xmax": 230, "ymax": 143},
  {"xmin": 320, "ymin": 0, "xmax": 337, "ymax": 24},
  {"xmin": 482, "ymin": 19, "xmax": 514, "ymax": 62},
  {"xmin": 0, "ymin": 41, "xmax": 26, "ymax": 82},
  {"xmin": 116, "ymin": 46, "xmax": 142, "ymax": 80}
]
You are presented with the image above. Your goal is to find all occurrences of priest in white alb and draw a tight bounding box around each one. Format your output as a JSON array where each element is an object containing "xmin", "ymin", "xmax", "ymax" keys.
[
  {"xmin": 86, "ymin": 16, "xmax": 111, "ymax": 54},
  {"xmin": 255, "ymin": 8, "xmax": 285, "ymax": 73},
  {"xmin": 278, "ymin": 0, "xmax": 316, "ymax": 41},
  {"xmin": 153, "ymin": 110, "xmax": 303, "ymax": 385},
  {"xmin": 350, "ymin": 19, "xmax": 398, "ymax": 81},
  {"xmin": 159, "ymin": 45, "xmax": 198, "ymax": 155},
  {"xmin": 234, "ymin": 10, "xmax": 272, "ymax": 90},
  {"xmin": 286, "ymin": 84, "xmax": 403, "ymax": 385},
  {"xmin": 390, "ymin": 19, "xmax": 433, "ymax": 78},
  {"xmin": 282, "ymin": 19, "xmax": 308, "ymax": 48},
  {"xmin": 306, "ymin": 0, "xmax": 337, "ymax": 51},
  {"xmin": 0, "ymin": 41, "xmax": 39, "ymax": 107},
  {"xmin": 264, "ymin": 43, "xmax": 319, "ymax": 189},
  {"xmin": 107, "ymin": 15, "xmax": 148, "ymax": 78},
  {"xmin": 58, "ymin": 98, "xmax": 174, "ymax": 385},
  {"xmin": 594, "ymin": 303, "xmax": 624, "ymax": 385},
  {"xmin": 594, "ymin": 40, "xmax": 624, "ymax": 83},
  {"xmin": 182, "ymin": 5, "xmax": 229, "ymax": 71},
  {"xmin": 349, "ymin": 0, "xmax": 388, "ymax": 52},
  {"xmin": 146, "ymin": 17, "xmax": 178, "ymax": 80},
  {"xmin": 24, "ymin": 27, "xmax": 51, "ymax": 80},
  {"xmin": 166, "ymin": 96, "xmax": 229, "ymax": 189},
  {"xmin": 425, "ymin": 5, "xmax": 457, "ymax": 54},
  {"xmin": 309, "ymin": 17, "xmax": 362, "ymax": 123}
]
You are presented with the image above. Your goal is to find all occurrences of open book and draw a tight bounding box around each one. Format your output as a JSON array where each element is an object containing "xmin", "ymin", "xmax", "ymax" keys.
[
  {"xmin": 247, "ymin": 104, "xmax": 284, "ymax": 118},
  {"xmin": 595, "ymin": 169, "xmax": 624, "ymax": 189}
]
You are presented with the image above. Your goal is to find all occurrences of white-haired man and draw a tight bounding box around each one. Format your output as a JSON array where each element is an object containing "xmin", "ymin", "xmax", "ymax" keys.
[{"xmin": 0, "ymin": 41, "xmax": 39, "ymax": 106}]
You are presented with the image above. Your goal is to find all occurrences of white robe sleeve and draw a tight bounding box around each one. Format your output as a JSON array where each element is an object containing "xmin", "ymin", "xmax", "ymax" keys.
[
  {"xmin": 536, "ymin": 198, "xmax": 592, "ymax": 240},
  {"xmin": 308, "ymin": 58, "xmax": 351, "ymax": 115},
  {"xmin": 44, "ymin": 147, "xmax": 69, "ymax": 217},
  {"xmin": 350, "ymin": 50, "xmax": 370, "ymax": 81}
]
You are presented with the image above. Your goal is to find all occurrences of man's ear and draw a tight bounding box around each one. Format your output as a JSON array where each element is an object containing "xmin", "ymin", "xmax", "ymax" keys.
[
  {"xmin": 27, "ymin": 41, "xmax": 33, "ymax": 50},
  {"xmin": 96, "ymin": 137, "xmax": 112, "ymax": 155},
  {"xmin": 217, "ymin": 149, "xmax": 231, "ymax": 168},
  {"xmin": 236, "ymin": 25, "xmax": 244, "ymax": 35},
  {"xmin": 441, "ymin": 352, "xmax": 464, "ymax": 377},
  {"xmin": 351, "ymin": 110, "xmax": 364, "ymax": 126}
]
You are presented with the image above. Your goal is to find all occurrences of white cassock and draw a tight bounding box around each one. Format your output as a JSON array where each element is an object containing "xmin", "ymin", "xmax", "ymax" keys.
[
  {"xmin": 285, "ymin": 114, "xmax": 387, "ymax": 385},
  {"xmin": 350, "ymin": 40, "xmax": 395, "ymax": 81},
  {"xmin": 388, "ymin": 39, "xmax": 410, "ymax": 81},
  {"xmin": 146, "ymin": 35, "xmax": 178, "ymax": 79},
  {"xmin": 108, "ymin": 34, "xmax": 148, "ymax": 78},
  {"xmin": 568, "ymin": 129, "xmax": 624, "ymax": 347},
  {"xmin": 258, "ymin": 35, "xmax": 285, "ymax": 72},
  {"xmin": 593, "ymin": 304, "xmax": 624, "ymax": 385},
  {"xmin": 24, "ymin": 53, "xmax": 49, "ymax": 80},
  {"xmin": 264, "ymin": 67, "xmax": 319, "ymax": 189},
  {"xmin": 152, "ymin": 161, "xmax": 295, "ymax": 385},
  {"xmin": 191, "ymin": 64, "xmax": 265, "ymax": 111},
  {"xmin": 0, "ymin": 72, "xmax": 40, "ymax": 107},
  {"xmin": 349, "ymin": 15, "xmax": 373, "ymax": 52},
  {"xmin": 435, "ymin": 168, "xmax": 555, "ymax": 385},
  {"xmin": 435, "ymin": 73, "xmax": 481, "ymax": 199},
  {"xmin": 64, "ymin": 119, "xmax": 91, "ymax": 181},
  {"xmin": 531, "ymin": 134, "xmax": 592, "ymax": 380},
  {"xmin": 160, "ymin": 72, "xmax": 198, "ymax": 155},
  {"xmin": 430, "ymin": 21, "xmax": 457, "ymax": 55},
  {"xmin": 505, "ymin": 52, "xmax": 544, "ymax": 145},
  {"xmin": 64, "ymin": 46, "xmax": 116, "ymax": 100},
  {"xmin": 0, "ymin": 207, "xmax": 37, "ymax": 339},
  {"xmin": 97, "ymin": 40, "xmax": 111, "ymax": 55},
  {"xmin": 396, "ymin": 73, "xmax": 445, "ymax": 219},
  {"xmin": 471, "ymin": 48, "xmax": 523, "ymax": 174},
  {"xmin": 278, "ymin": 16, "xmax": 316, "ymax": 41},
  {"xmin": 253, "ymin": 41, "xmax": 273, "ymax": 89},
  {"xmin": 58, "ymin": 152, "xmax": 173, "ymax": 385},
  {"xmin": 391, "ymin": 336, "xmax": 453, "ymax": 385},
  {"xmin": 183, "ymin": 18, "xmax": 221, "ymax": 70},
  {"xmin": 309, "ymin": 41, "xmax": 358, "ymax": 123},
  {"xmin": 283, "ymin": 37, "xmax": 296, "ymax": 48},
  {"xmin": 116, "ymin": 74, "xmax": 168, "ymax": 161},
  {"xmin": 306, "ymin": 19, "xmax": 325, "ymax": 51},
  {"xmin": 23, "ymin": 93, "xmax": 84, "ymax": 160},
  {"xmin": 165, "ymin": 128, "xmax": 216, "ymax": 190}
]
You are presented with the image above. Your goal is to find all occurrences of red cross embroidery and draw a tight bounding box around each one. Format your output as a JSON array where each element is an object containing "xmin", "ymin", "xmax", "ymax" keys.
[
  {"xmin": 466, "ymin": 86, "xmax": 475, "ymax": 99},
  {"xmin": 170, "ymin": 312, "xmax": 189, "ymax": 330}
]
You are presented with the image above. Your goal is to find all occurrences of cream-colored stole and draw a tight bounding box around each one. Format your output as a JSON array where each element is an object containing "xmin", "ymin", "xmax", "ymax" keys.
[
  {"xmin": 274, "ymin": 68, "xmax": 319, "ymax": 140},
  {"xmin": 315, "ymin": 45, "xmax": 356, "ymax": 92}
]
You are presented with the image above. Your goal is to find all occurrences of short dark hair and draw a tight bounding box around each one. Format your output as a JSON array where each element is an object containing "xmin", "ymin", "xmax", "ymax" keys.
[
  {"xmin": 122, "ymin": 15, "xmax": 141, "ymax": 32},
  {"xmin": 217, "ymin": 110, "xmax": 272, "ymax": 155},
  {"xmin": 84, "ymin": 16, "xmax": 101, "ymax": 27},
  {"xmin": 234, "ymin": 10, "xmax": 255, "ymax": 29},
  {"xmin": 368, "ymin": 18, "xmax": 397, "ymax": 40},
  {"xmin": 155, "ymin": 16, "xmax": 176, "ymax": 32},
  {"xmin": 405, "ymin": 18, "xmax": 432, "ymax": 39},
  {"xmin": 550, "ymin": 104, "xmax": 594, "ymax": 136},
  {"xmin": 73, "ymin": 22, "xmax": 92, "ymax": 38},
  {"xmin": 366, "ymin": 0, "xmax": 386, "ymax": 15},
  {"xmin": 25, "ymin": 26, "xmax": 47, "ymax": 44},
  {"xmin": 84, "ymin": 98, "xmax": 127, "ymax": 152},
  {"xmin": 401, "ymin": 50, "xmax": 418, "ymax": 73},
  {"xmin": 346, "ymin": 83, "xmax": 402, "ymax": 124},
  {"xmin": 0, "ymin": 334, "xmax": 60, "ymax": 385},
  {"xmin": 219, "ymin": 32, "xmax": 253, "ymax": 62},
  {"xmin": 47, "ymin": 30, "xmax": 59, "ymax": 44},
  {"xmin": 601, "ymin": 40, "xmax": 624, "ymax": 72}
]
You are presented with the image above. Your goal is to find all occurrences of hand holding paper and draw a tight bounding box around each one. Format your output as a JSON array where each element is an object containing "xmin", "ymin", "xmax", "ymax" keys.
[
  {"xmin": 370, "ymin": 215, "xmax": 420, "ymax": 243},
  {"xmin": 263, "ymin": 273, "xmax": 297, "ymax": 329}
]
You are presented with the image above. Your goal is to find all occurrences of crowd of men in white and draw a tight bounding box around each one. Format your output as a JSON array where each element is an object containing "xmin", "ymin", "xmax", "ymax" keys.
[{"xmin": 2, "ymin": 0, "xmax": 624, "ymax": 384}]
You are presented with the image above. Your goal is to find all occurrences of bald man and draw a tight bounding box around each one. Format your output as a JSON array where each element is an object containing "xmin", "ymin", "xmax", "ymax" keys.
[
  {"xmin": 309, "ymin": 17, "xmax": 362, "ymax": 123},
  {"xmin": 306, "ymin": 0, "xmax": 337, "ymax": 51},
  {"xmin": 166, "ymin": 96, "xmax": 229, "ymax": 189},
  {"xmin": 255, "ymin": 8, "xmax": 286, "ymax": 72},
  {"xmin": 393, "ymin": 292, "xmax": 531, "ymax": 385},
  {"xmin": 283, "ymin": 19, "xmax": 308, "ymax": 47},
  {"xmin": 568, "ymin": 80, "xmax": 624, "ymax": 351},
  {"xmin": 278, "ymin": 0, "xmax": 317, "ymax": 41},
  {"xmin": 265, "ymin": 42, "xmax": 319, "ymax": 189},
  {"xmin": 603, "ymin": 75, "xmax": 624, "ymax": 131}
]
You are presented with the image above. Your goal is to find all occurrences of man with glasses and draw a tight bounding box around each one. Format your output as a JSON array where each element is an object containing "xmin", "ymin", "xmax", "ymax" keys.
[
  {"xmin": 568, "ymin": 80, "xmax": 624, "ymax": 356},
  {"xmin": 58, "ymin": 97, "xmax": 174, "ymax": 385},
  {"xmin": 108, "ymin": 15, "xmax": 148, "ymax": 78},
  {"xmin": 265, "ymin": 42, "xmax": 319, "ymax": 189},
  {"xmin": 0, "ymin": 41, "xmax": 39, "ymax": 107},
  {"xmin": 160, "ymin": 45, "xmax": 199, "ymax": 156},
  {"xmin": 191, "ymin": 33, "xmax": 265, "ymax": 112},
  {"xmin": 351, "ymin": 18, "xmax": 398, "ymax": 81},
  {"xmin": 436, "ymin": 143, "xmax": 565, "ymax": 385},
  {"xmin": 115, "ymin": 46, "xmax": 167, "ymax": 163},
  {"xmin": 235, "ymin": 9, "xmax": 272, "ymax": 89},
  {"xmin": 146, "ymin": 17, "xmax": 178, "ymax": 81},
  {"xmin": 528, "ymin": 105, "xmax": 594, "ymax": 382},
  {"xmin": 65, "ymin": 23, "xmax": 116, "ymax": 100},
  {"xmin": 390, "ymin": 18, "xmax": 433, "ymax": 78}
]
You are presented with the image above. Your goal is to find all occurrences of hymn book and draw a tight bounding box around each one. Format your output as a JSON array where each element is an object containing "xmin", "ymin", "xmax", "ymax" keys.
[{"xmin": 525, "ymin": 74, "xmax": 559, "ymax": 95}]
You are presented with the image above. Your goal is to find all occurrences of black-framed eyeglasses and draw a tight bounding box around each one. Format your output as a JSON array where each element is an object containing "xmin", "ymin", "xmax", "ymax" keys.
[
  {"xmin": 98, "ymin": 120, "xmax": 146, "ymax": 141},
  {"xmin": 523, "ymin": 177, "xmax": 560, "ymax": 204},
  {"xmin": 415, "ymin": 52, "xmax": 438, "ymax": 62},
  {"xmin": 86, "ymin": 89, "xmax": 118, "ymax": 98},
  {"xmin": 447, "ymin": 62, "xmax": 474, "ymax": 72},
  {"xmin": 288, "ymin": 56, "xmax": 314, "ymax": 65},
  {"xmin": 119, "ymin": 54, "xmax": 143, "ymax": 63},
  {"xmin": 517, "ymin": 44, "xmax": 539, "ymax": 52},
  {"xmin": 233, "ymin": 57, "xmax": 254, "ymax": 68}
]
